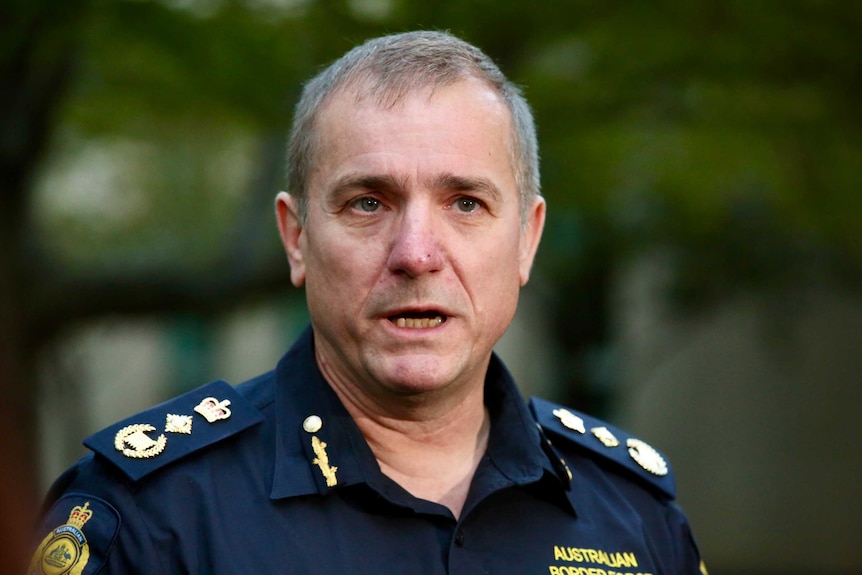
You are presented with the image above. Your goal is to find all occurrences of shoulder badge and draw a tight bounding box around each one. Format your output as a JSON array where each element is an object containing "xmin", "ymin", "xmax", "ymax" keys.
[
  {"xmin": 529, "ymin": 397, "xmax": 676, "ymax": 499},
  {"xmin": 84, "ymin": 380, "xmax": 263, "ymax": 481},
  {"xmin": 29, "ymin": 495, "xmax": 119, "ymax": 575}
]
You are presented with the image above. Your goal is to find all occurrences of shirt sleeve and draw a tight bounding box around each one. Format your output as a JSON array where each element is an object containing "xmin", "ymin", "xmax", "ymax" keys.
[
  {"xmin": 29, "ymin": 455, "xmax": 167, "ymax": 575},
  {"xmin": 666, "ymin": 501, "xmax": 708, "ymax": 575}
]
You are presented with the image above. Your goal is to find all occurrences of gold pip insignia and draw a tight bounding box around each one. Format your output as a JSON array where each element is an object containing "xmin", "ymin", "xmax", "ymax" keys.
[
  {"xmin": 29, "ymin": 502, "xmax": 93, "ymax": 575},
  {"xmin": 114, "ymin": 424, "xmax": 167, "ymax": 459},
  {"xmin": 311, "ymin": 436, "xmax": 338, "ymax": 487},
  {"xmin": 165, "ymin": 414, "xmax": 193, "ymax": 434},
  {"xmin": 591, "ymin": 426, "xmax": 620, "ymax": 448},
  {"xmin": 627, "ymin": 438, "xmax": 668, "ymax": 476},
  {"xmin": 194, "ymin": 397, "xmax": 232, "ymax": 423},
  {"xmin": 552, "ymin": 408, "xmax": 585, "ymax": 434}
]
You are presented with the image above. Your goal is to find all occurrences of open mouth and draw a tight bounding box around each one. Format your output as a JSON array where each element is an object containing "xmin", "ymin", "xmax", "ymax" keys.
[{"xmin": 388, "ymin": 311, "xmax": 447, "ymax": 329}]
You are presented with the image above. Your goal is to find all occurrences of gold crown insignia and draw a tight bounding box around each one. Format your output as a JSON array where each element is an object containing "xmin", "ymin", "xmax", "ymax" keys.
[
  {"xmin": 67, "ymin": 502, "xmax": 93, "ymax": 529},
  {"xmin": 194, "ymin": 397, "xmax": 232, "ymax": 423}
]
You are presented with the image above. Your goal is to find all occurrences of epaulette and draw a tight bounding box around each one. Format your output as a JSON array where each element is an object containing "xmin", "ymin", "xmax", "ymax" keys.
[
  {"xmin": 84, "ymin": 379, "xmax": 263, "ymax": 482},
  {"xmin": 529, "ymin": 396, "xmax": 676, "ymax": 500}
]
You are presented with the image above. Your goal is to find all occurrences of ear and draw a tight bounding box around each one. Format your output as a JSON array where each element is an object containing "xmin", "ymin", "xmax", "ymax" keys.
[
  {"xmin": 275, "ymin": 191, "xmax": 306, "ymax": 287},
  {"xmin": 518, "ymin": 196, "xmax": 546, "ymax": 286}
]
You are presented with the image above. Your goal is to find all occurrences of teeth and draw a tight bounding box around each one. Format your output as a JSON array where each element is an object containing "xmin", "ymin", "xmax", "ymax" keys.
[{"xmin": 394, "ymin": 316, "xmax": 445, "ymax": 329}]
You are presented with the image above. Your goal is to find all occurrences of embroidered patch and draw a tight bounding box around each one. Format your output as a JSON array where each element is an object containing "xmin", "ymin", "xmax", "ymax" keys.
[{"xmin": 29, "ymin": 495, "xmax": 120, "ymax": 575}]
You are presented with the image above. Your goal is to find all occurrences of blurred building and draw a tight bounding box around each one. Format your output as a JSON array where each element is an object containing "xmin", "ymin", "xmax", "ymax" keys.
[{"xmin": 614, "ymin": 255, "xmax": 862, "ymax": 575}]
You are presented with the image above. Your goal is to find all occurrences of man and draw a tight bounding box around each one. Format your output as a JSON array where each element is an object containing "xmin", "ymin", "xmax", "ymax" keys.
[{"xmin": 30, "ymin": 31, "xmax": 706, "ymax": 574}]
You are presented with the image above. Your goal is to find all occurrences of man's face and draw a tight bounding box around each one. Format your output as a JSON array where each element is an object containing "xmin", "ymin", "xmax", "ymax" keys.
[{"xmin": 277, "ymin": 78, "xmax": 545, "ymax": 401}]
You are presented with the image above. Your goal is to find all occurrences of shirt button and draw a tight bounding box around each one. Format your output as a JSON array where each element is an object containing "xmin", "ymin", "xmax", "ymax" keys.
[
  {"xmin": 302, "ymin": 415, "xmax": 323, "ymax": 433},
  {"xmin": 454, "ymin": 529, "xmax": 465, "ymax": 547}
]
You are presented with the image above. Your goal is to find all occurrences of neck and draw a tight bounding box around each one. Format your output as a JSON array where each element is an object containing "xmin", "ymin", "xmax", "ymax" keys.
[
  {"xmin": 363, "ymin": 403, "xmax": 490, "ymax": 518},
  {"xmin": 323, "ymin": 364, "xmax": 491, "ymax": 518}
]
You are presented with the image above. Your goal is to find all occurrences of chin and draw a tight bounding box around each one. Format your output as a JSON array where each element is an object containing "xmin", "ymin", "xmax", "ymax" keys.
[{"xmin": 373, "ymin": 356, "xmax": 462, "ymax": 395}]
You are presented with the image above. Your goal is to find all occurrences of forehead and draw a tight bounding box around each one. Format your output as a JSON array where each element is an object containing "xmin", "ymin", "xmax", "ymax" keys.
[{"xmin": 310, "ymin": 78, "xmax": 517, "ymax": 191}]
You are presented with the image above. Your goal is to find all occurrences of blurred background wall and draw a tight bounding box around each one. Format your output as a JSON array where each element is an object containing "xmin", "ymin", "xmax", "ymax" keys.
[{"xmin": 3, "ymin": 1, "xmax": 860, "ymax": 573}]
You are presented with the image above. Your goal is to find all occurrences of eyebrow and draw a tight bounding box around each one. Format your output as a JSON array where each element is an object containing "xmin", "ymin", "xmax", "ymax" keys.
[
  {"xmin": 428, "ymin": 174, "xmax": 502, "ymax": 203},
  {"xmin": 326, "ymin": 172, "xmax": 503, "ymax": 203},
  {"xmin": 327, "ymin": 174, "xmax": 407, "ymax": 204}
]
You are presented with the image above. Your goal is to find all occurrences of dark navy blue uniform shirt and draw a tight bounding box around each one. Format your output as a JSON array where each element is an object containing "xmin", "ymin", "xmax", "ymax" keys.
[{"xmin": 30, "ymin": 328, "xmax": 705, "ymax": 575}]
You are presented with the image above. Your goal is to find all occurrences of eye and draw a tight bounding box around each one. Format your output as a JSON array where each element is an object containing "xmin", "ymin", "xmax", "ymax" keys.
[
  {"xmin": 351, "ymin": 197, "xmax": 382, "ymax": 213},
  {"xmin": 454, "ymin": 197, "xmax": 481, "ymax": 213}
]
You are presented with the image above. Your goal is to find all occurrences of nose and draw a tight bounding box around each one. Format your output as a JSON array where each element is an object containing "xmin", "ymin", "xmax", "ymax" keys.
[{"xmin": 386, "ymin": 203, "xmax": 444, "ymax": 278}]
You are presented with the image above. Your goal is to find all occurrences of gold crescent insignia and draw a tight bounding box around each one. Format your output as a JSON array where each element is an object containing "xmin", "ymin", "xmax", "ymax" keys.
[
  {"xmin": 114, "ymin": 424, "xmax": 167, "ymax": 459},
  {"xmin": 626, "ymin": 438, "xmax": 668, "ymax": 476}
]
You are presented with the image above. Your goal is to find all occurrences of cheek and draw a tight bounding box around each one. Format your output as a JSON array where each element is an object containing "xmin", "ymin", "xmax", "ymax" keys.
[
  {"xmin": 304, "ymin": 228, "xmax": 381, "ymax": 295},
  {"xmin": 468, "ymin": 236, "xmax": 524, "ymax": 305}
]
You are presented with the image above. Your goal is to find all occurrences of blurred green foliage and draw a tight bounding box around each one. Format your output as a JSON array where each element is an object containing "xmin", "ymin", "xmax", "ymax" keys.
[
  {"xmin": 32, "ymin": 0, "xmax": 861, "ymax": 272},
  {"xmin": 18, "ymin": 0, "xmax": 862, "ymax": 400}
]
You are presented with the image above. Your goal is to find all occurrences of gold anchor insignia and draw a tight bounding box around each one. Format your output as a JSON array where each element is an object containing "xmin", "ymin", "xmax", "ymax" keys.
[
  {"xmin": 627, "ymin": 438, "xmax": 669, "ymax": 476},
  {"xmin": 165, "ymin": 413, "xmax": 193, "ymax": 434},
  {"xmin": 194, "ymin": 397, "xmax": 232, "ymax": 423},
  {"xmin": 311, "ymin": 435, "xmax": 338, "ymax": 487},
  {"xmin": 591, "ymin": 426, "xmax": 620, "ymax": 448},
  {"xmin": 29, "ymin": 502, "xmax": 94, "ymax": 575},
  {"xmin": 552, "ymin": 408, "xmax": 585, "ymax": 434},
  {"xmin": 114, "ymin": 424, "xmax": 167, "ymax": 459}
]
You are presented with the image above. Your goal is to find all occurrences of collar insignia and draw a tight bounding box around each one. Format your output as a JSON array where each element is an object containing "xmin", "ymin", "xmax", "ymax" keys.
[{"xmin": 311, "ymin": 436, "xmax": 338, "ymax": 487}]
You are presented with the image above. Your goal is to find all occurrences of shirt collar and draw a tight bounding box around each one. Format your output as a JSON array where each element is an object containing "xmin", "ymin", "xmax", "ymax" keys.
[
  {"xmin": 469, "ymin": 354, "xmax": 577, "ymax": 515},
  {"xmin": 270, "ymin": 327, "xmax": 377, "ymax": 499},
  {"xmin": 269, "ymin": 327, "xmax": 575, "ymax": 515}
]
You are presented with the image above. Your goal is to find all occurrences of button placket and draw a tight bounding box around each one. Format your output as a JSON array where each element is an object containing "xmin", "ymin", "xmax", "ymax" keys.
[{"xmin": 454, "ymin": 528, "xmax": 465, "ymax": 547}]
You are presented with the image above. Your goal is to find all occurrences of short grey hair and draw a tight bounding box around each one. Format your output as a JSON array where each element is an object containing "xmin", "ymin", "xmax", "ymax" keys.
[{"xmin": 285, "ymin": 30, "xmax": 540, "ymax": 223}]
